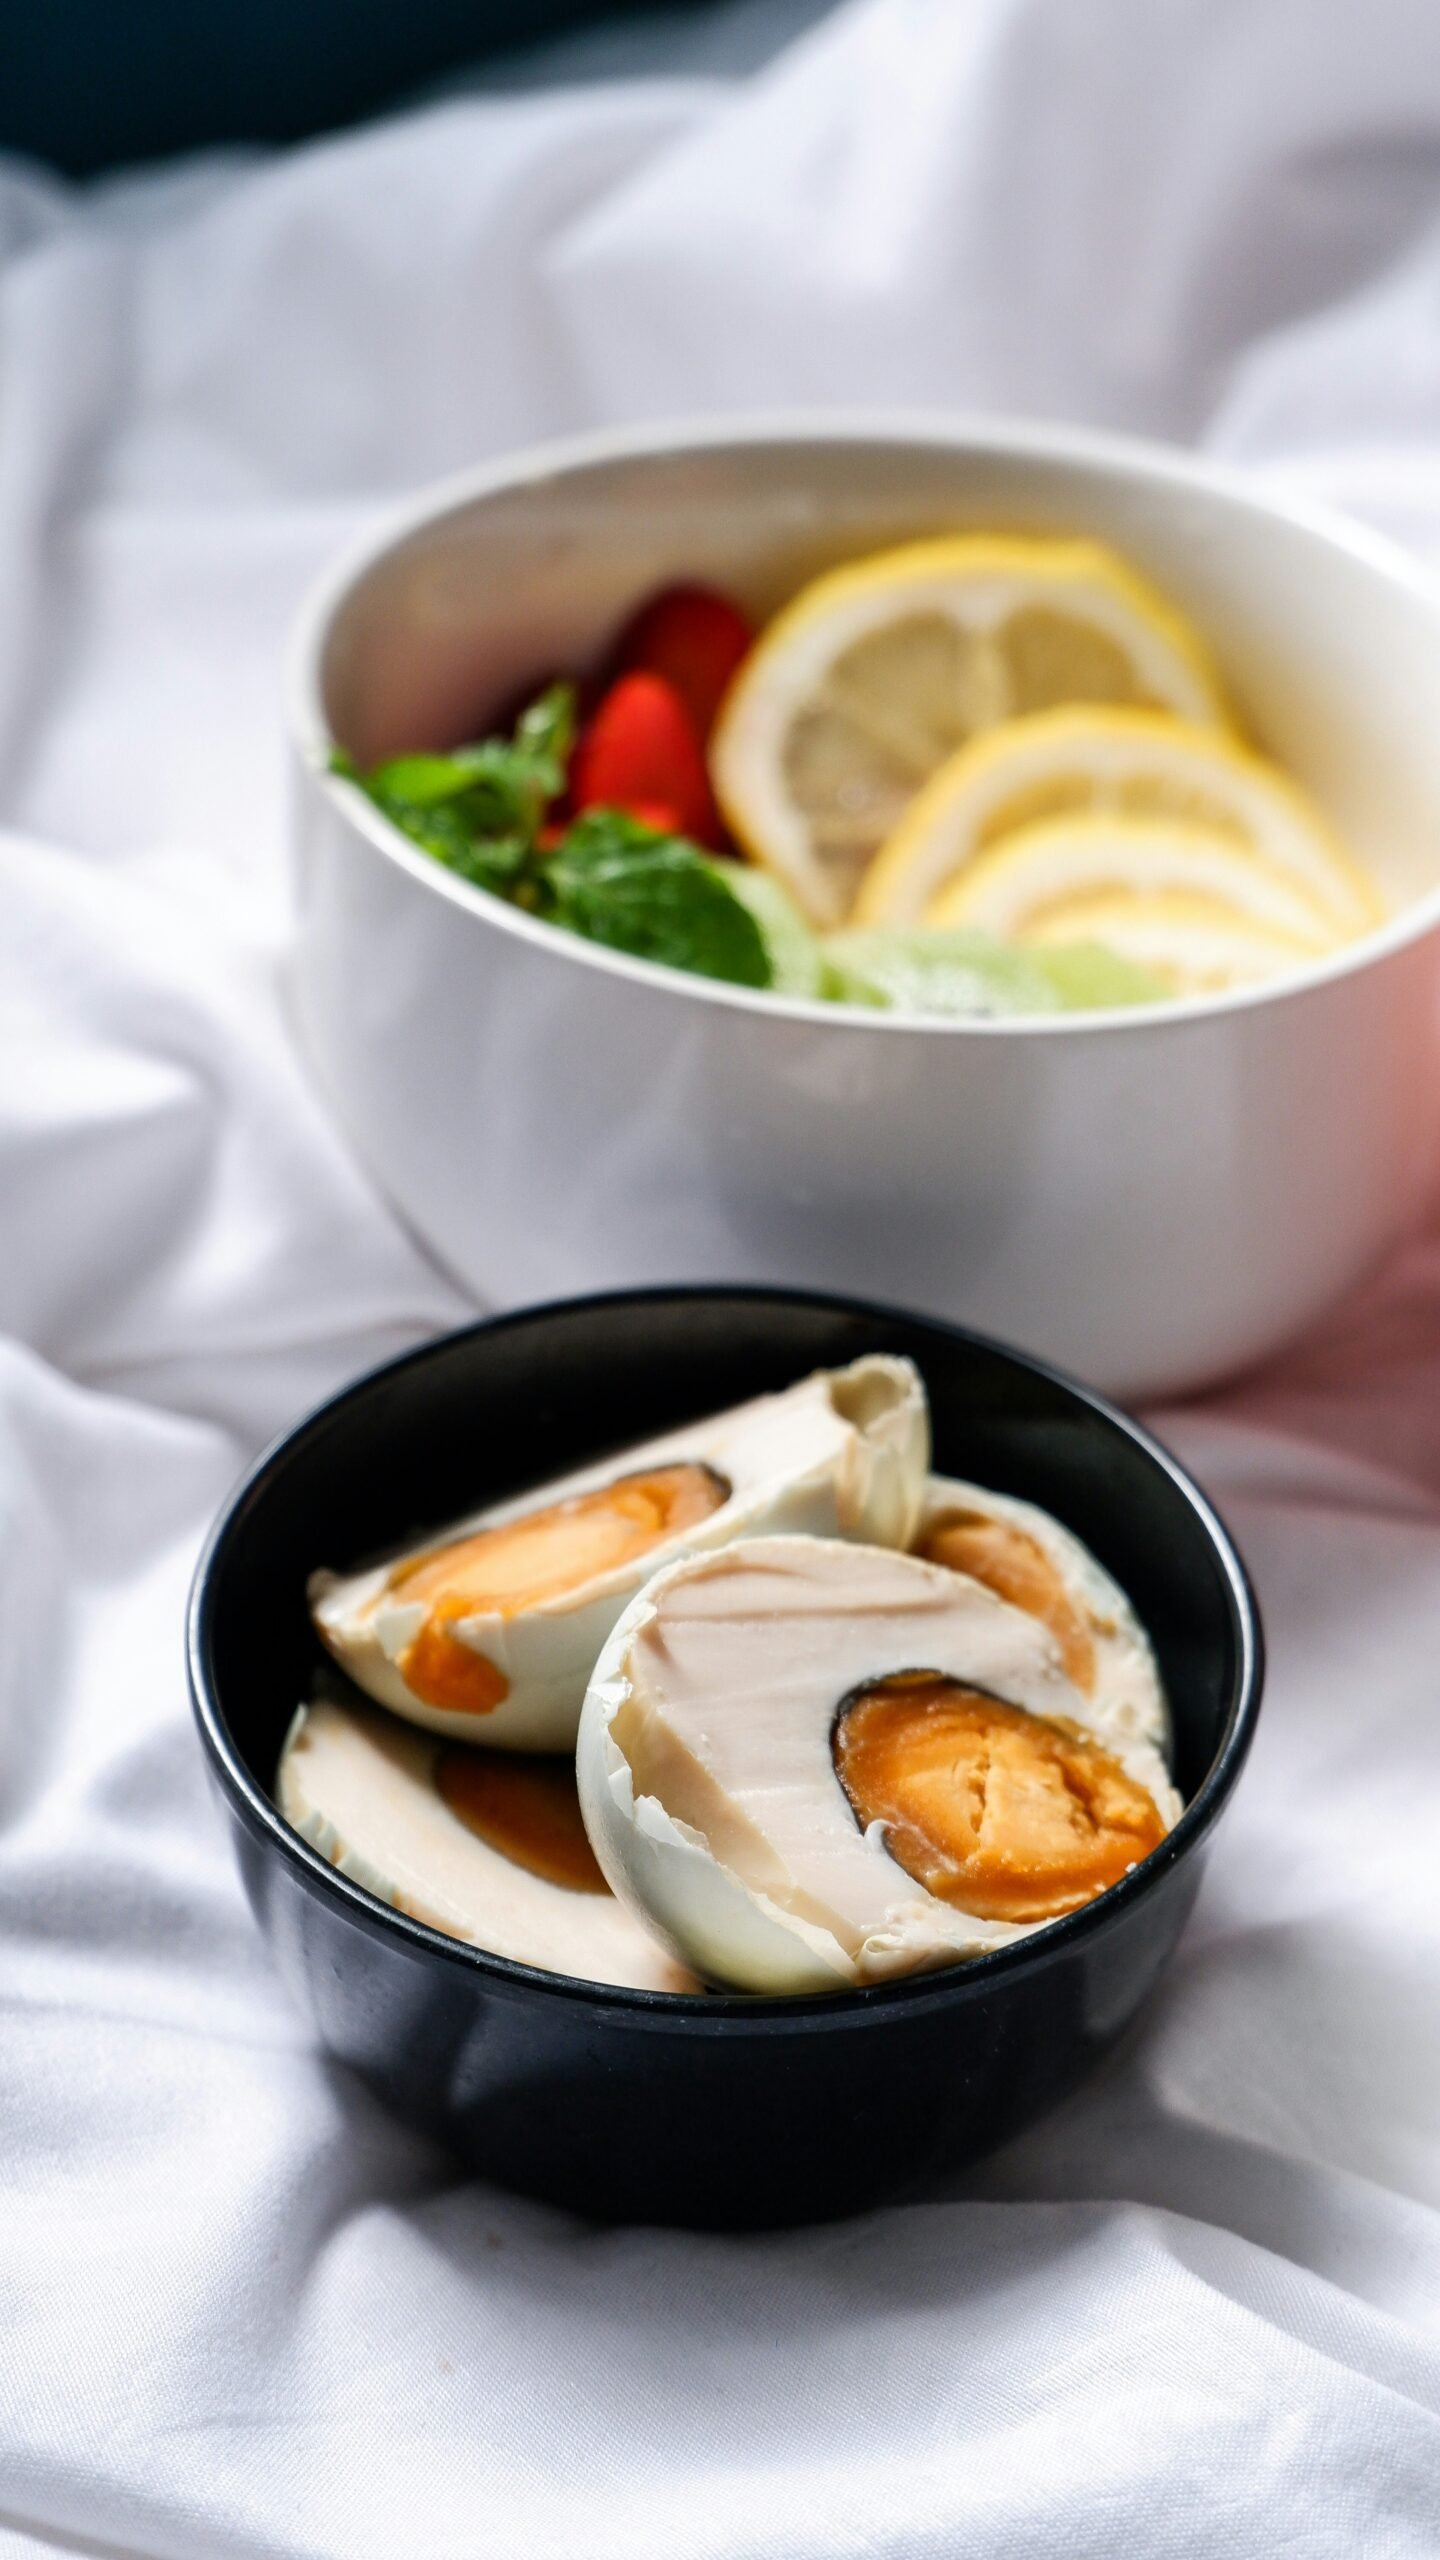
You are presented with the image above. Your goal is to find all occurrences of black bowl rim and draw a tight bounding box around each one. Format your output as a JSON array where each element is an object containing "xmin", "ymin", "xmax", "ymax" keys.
[{"xmin": 187, "ymin": 1282, "xmax": 1264, "ymax": 2034}]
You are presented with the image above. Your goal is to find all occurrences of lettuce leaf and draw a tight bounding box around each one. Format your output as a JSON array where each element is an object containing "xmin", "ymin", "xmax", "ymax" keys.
[
  {"xmin": 1024, "ymin": 942, "xmax": 1169, "ymax": 1009},
  {"xmin": 721, "ymin": 865, "xmax": 828, "ymax": 999},
  {"xmin": 824, "ymin": 929, "xmax": 1066, "ymax": 1018}
]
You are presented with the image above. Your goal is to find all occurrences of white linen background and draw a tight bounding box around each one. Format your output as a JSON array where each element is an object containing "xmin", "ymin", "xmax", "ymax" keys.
[{"xmin": 4, "ymin": 0, "xmax": 1440, "ymax": 2548}]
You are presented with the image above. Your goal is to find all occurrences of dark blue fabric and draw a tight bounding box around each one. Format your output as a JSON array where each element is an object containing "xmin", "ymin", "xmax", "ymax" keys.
[{"xmin": 3, "ymin": 0, "xmax": 714, "ymax": 176}]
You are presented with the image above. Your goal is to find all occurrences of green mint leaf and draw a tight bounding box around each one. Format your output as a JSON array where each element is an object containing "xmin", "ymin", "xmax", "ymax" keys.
[
  {"xmin": 423, "ymin": 826, "xmax": 534, "ymax": 896},
  {"xmin": 359, "ymin": 790, "xmax": 533, "ymax": 894},
  {"xmin": 541, "ymin": 811, "xmax": 770, "ymax": 989},
  {"xmin": 361, "ymin": 752, "xmax": 491, "ymax": 810},
  {"xmin": 339, "ymin": 683, "xmax": 577, "ymax": 869},
  {"xmin": 513, "ymin": 681, "xmax": 576, "ymax": 777}
]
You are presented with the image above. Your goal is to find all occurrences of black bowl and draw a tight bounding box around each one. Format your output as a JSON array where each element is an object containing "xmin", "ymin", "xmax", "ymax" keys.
[{"xmin": 188, "ymin": 1285, "xmax": 1262, "ymax": 2229}]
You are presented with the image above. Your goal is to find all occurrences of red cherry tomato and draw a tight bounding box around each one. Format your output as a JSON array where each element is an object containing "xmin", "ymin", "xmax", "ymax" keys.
[
  {"xmin": 623, "ymin": 801, "xmax": 683, "ymax": 836},
  {"xmin": 571, "ymin": 672, "xmax": 722, "ymax": 847},
  {"xmin": 611, "ymin": 583, "xmax": 754, "ymax": 743}
]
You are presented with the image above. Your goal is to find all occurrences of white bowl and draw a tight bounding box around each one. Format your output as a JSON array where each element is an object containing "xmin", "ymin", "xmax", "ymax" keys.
[{"xmin": 287, "ymin": 416, "xmax": 1440, "ymax": 1402}]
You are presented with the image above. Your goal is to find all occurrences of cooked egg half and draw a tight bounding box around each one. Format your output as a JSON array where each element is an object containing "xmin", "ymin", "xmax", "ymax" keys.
[
  {"xmin": 913, "ymin": 1475, "xmax": 1168, "ymax": 1750},
  {"xmin": 576, "ymin": 1534, "xmax": 1180, "ymax": 1994},
  {"xmin": 309, "ymin": 1355, "xmax": 929, "ymax": 1751},
  {"xmin": 278, "ymin": 1695, "xmax": 697, "ymax": 1991}
]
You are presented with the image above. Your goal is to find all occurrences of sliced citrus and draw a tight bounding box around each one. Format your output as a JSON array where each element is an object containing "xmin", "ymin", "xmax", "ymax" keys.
[
  {"xmin": 710, "ymin": 538, "xmax": 1230, "ymax": 925},
  {"xmin": 855, "ymin": 707, "xmax": 1379, "ymax": 934},
  {"xmin": 1021, "ymin": 890, "xmax": 1329, "ymax": 995},
  {"xmin": 926, "ymin": 813, "xmax": 1346, "ymax": 948}
]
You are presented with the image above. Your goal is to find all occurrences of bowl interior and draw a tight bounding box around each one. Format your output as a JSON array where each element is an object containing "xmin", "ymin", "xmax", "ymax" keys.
[
  {"xmin": 312, "ymin": 424, "xmax": 1440, "ymax": 918},
  {"xmin": 198, "ymin": 1288, "xmax": 1254, "ymax": 1990}
]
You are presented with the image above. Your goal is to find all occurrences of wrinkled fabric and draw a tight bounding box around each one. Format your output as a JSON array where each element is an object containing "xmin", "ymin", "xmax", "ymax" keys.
[{"xmin": 4, "ymin": 1, "xmax": 1440, "ymax": 2550}]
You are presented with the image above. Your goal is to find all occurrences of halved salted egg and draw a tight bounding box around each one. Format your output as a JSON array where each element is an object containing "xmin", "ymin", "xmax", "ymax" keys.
[
  {"xmin": 912, "ymin": 1475, "xmax": 1167, "ymax": 1748},
  {"xmin": 277, "ymin": 1694, "xmax": 697, "ymax": 1990},
  {"xmin": 576, "ymin": 1534, "xmax": 1180, "ymax": 1994},
  {"xmin": 309, "ymin": 1355, "xmax": 928, "ymax": 1751}
]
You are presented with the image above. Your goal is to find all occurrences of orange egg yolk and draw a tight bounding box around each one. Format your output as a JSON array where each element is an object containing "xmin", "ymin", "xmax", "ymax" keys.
[
  {"xmin": 833, "ymin": 1671, "xmax": 1165, "ymax": 1923},
  {"xmin": 435, "ymin": 1746, "xmax": 608, "ymax": 1893},
  {"xmin": 391, "ymin": 1461, "xmax": 728, "ymax": 1715},
  {"xmin": 917, "ymin": 1511, "xmax": 1097, "ymax": 1693}
]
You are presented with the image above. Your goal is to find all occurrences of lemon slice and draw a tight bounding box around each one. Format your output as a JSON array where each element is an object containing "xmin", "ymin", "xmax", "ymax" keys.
[
  {"xmin": 710, "ymin": 538, "xmax": 1230, "ymax": 925},
  {"xmin": 926, "ymin": 813, "xmax": 1345, "ymax": 947},
  {"xmin": 855, "ymin": 707, "xmax": 1379, "ymax": 934},
  {"xmin": 1022, "ymin": 890, "xmax": 1328, "ymax": 995}
]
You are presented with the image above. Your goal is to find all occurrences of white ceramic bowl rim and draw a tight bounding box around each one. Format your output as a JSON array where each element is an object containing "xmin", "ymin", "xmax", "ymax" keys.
[{"xmin": 287, "ymin": 409, "xmax": 1440, "ymax": 1040}]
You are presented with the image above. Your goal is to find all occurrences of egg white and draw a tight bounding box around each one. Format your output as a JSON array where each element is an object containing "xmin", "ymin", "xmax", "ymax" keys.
[
  {"xmin": 916, "ymin": 1473, "xmax": 1170, "ymax": 1750},
  {"xmin": 278, "ymin": 1696, "xmax": 694, "ymax": 1991},
  {"xmin": 310, "ymin": 1355, "xmax": 929, "ymax": 1751},
  {"xmin": 577, "ymin": 1534, "xmax": 1180, "ymax": 1995}
]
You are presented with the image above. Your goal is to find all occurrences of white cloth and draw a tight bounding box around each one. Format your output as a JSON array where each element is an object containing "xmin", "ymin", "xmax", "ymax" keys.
[{"xmin": 4, "ymin": 1, "xmax": 1440, "ymax": 2549}]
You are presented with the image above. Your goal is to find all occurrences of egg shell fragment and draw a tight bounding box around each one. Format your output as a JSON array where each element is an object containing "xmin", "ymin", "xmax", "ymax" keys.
[
  {"xmin": 577, "ymin": 1534, "xmax": 1181, "ymax": 1996},
  {"xmin": 278, "ymin": 1696, "xmax": 696, "ymax": 1991},
  {"xmin": 915, "ymin": 1474, "xmax": 1170, "ymax": 1752},
  {"xmin": 309, "ymin": 1355, "xmax": 929, "ymax": 1752}
]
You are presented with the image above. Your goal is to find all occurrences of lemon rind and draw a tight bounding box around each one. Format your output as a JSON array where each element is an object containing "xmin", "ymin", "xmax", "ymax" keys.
[
  {"xmin": 710, "ymin": 537, "xmax": 1235, "ymax": 927},
  {"xmin": 924, "ymin": 810, "xmax": 1347, "ymax": 947},
  {"xmin": 853, "ymin": 706, "xmax": 1381, "ymax": 934}
]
